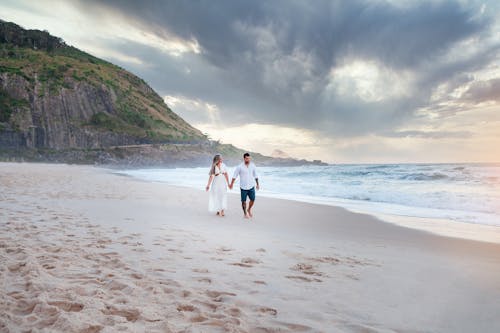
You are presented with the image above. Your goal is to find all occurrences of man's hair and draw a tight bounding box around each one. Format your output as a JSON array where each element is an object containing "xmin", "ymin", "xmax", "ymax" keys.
[{"xmin": 243, "ymin": 153, "xmax": 250, "ymax": 158}]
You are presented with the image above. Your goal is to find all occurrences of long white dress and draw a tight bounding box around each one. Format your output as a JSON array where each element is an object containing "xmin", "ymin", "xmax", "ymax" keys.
[{"xmin": 208, "ymin": 164, "xmax": 228, "ymax": 213}]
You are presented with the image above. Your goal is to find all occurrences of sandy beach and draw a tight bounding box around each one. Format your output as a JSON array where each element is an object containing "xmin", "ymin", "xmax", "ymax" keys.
[{"xmin": 1, "ymin": 162, "xmax": 500, "ymax": 333}]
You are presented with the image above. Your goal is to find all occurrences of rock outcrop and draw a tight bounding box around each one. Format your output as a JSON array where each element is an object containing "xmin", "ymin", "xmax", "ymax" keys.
[{"xmin": 0, "ymin": 19, "xmax": 205, "ymax": 153}]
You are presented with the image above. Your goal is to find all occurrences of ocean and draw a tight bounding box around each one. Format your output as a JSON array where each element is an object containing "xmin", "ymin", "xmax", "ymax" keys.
[{"xmin": 115, "ymin": 163, "xmax": 500, "ymax": 228}]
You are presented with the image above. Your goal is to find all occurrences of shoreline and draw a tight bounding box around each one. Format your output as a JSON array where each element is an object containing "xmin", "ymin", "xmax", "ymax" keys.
[
  {"xmin": 2, "ymin": 162, "xmax": 500, "ymax": 332},
  {"xmin": 110, "ymin": 167, "xmax": 500, "ymax": 245}
]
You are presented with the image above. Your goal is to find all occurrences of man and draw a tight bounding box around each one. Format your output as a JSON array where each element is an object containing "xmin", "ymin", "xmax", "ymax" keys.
[{"xmin": 229, "ymin": 153, "xmax": 259, "ymax": 219}]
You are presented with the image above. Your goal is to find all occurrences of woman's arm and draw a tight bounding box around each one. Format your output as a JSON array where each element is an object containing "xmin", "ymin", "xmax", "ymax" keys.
[
  {"xmin": 206, "ymin": 175, "xmax": 214, "ymax": 191},
  {"xmin": 224, "ymin": 173, "xmax": 229, "ymax": 187}
]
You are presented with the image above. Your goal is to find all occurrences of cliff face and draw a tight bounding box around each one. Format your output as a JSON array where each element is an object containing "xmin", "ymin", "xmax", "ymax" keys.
[
  {"xmin": 0, "ymin": 20, "xmax": 206, "ymax": 152},
  {"xmin": 1, "ymin": 73, "xmax": 139, "ymax": 149}
]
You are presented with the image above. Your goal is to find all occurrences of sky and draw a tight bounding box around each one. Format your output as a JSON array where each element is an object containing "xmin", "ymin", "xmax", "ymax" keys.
[{"xmin": 1, "ymin": 0, "xmax": 499, "ymax": 163}]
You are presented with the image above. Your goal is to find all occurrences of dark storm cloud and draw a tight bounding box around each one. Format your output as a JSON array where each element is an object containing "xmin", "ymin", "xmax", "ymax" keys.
[{"xmin": 71, "ymin": 0, "xmax": 496, "ymax": 136}]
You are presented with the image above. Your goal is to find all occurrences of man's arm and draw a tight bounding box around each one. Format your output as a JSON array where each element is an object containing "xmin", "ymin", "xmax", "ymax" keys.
[{"xmin": 253, "ymin": 165, "xmax": 259, "ymax": 190}]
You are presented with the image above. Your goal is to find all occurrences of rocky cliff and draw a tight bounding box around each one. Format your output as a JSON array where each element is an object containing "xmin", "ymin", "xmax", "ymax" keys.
[{"xmin": 0, "ymin": 19, "xmax": 206, "ymax": 152}]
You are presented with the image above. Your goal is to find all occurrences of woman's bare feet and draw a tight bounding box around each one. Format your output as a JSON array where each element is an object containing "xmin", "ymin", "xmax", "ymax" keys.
[{"xmin": 220, "ymin": 210, "xmax": 225, "ymax": 217}]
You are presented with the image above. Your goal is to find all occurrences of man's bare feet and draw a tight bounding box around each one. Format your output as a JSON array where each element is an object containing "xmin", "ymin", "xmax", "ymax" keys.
[
  {"xmin": 244, "ymin": 213, "xmax": 250, "ymax": 219},
  {"xmin": 216, "ymin": 212, "xmax": 220, "ymax": 216},
  {"xmin": 247, "ymin": 210, "xmax": 253, "ymax": 218}
]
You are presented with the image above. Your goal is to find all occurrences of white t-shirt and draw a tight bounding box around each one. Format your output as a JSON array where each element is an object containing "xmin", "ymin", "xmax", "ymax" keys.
[{"xmin": 232, "ymin": 162, "xmax": 258, "ymax": 190}]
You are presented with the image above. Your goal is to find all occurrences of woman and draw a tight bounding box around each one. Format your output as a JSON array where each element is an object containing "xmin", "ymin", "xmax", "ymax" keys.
[{"xmin": 205, "ymin": 154, "xmax": 229, "ymax": 216}]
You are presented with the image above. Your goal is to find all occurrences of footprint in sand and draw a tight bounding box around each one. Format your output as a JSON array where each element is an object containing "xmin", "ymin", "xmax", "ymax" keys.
[
  {"xmin": 130, "ymin": 272, "xmax": 144, "ymax": 280},
  {"xmin": 277, "ymin": 322, "xmax": 313, "ymax": 332},
  {"xmin": 309, "ymin": 256, "xmax": 341, "ymax": 264},
  {"xmin": 190, "ymin": 314, "xmax": 208, "ymax": 323},
  {"xmin": 216, "ymin": 246, "xmax": 234, "ymax": 254},
  {"xmin": 80, "ymin": 324, "xmax": 104, "ymax": 333},
  {"xmin": 230, "ymin": 262, "xmax": 253, "ymax": 268},
  {"xmin": 205, "ymin": 290, "xmax": 237, "ymax": 302},
  {"xmin": 242, "ymin": 257, "xmax": 261, "ymax": 264},
  {"xmin": 13, "ymin": 300, "xmax": 38, "ymax": 315},
  {"xmin": 193, "ymin": 300, "xmax": 219, "ymax": 312},
  {"xmin": 176, "ymin": 304, "xmax": 197, "ymax": 312},
  {"xmin": 227, "ymin": 307, "xmax": 242, "ymax": 317},
  {"xmin": 42, "ymin": 263, "xmax": 56, "ymax": 270},
  {"xmin": 258, "ymin": 306, "xmax": 278, "ymax": 316},
  {"xmin": 310, "ymin": 254, "xmax": 378, "ymax": 267},
  {"xmin": 229, "ymin": 257, "xmax": 261, "ymax": 268},
  {"xmin": 7, "ymin": 262, "xmax": 27, "ymax": 272},
  {"xmin": 197, "ymin": 277, "xmax": 212, "ymax": 284},
  {"xmin": 290, "ymin": 263, "xmax": 324, "ymax": 277},
  {"xmin": 47, "ymin": 300, "xmax": 84, "ymax": 312},
  {"xmin": 101, "ymin": 305, "xmax": 141, "ymax": 322},
  {"xmin": 285, "ymin": 275, "xmax": 322, "ymax": 283}
]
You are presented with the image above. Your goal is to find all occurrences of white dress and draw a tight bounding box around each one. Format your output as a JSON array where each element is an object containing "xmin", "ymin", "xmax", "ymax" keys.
[{"xmin": 208, "ymin": 164, "xmax": 228, "ymax": 213}]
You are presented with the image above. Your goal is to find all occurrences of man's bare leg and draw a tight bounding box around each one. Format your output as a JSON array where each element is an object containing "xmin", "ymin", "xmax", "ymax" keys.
[
  {"xmin": 242, "ymin": 201, "xmax": 249, "ymax": 218},
  {"xmin": 247, "ymin": 200, "xmax": 255, "ymax": 217}
]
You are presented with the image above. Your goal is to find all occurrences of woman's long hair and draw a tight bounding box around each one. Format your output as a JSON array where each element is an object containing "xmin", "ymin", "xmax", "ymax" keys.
[{"xmin": 209, "ymin": 154, "xmax": 222, "ymax": 175}]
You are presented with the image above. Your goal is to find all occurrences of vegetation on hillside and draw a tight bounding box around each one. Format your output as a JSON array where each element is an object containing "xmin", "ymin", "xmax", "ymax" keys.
[{"xmin": 0, "ymin": 19, "xmax": 205, "ymax": 143}]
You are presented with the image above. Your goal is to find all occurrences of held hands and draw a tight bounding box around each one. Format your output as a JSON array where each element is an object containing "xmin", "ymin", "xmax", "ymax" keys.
[
  {"xmin": 256, "ymin": 184, "xmax": 260, "ymax": 191},
  {"xmin": 205, "ymin": 185, "xmax": 210, "ymax": 191}
]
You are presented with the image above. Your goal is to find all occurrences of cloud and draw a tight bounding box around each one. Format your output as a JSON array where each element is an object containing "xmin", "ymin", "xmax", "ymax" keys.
[
  {"xmin": 64, "ymin": 0, "xmax": 497, "ymax": 137},
  {"xmin": 163, "ymin": 95, "xmax": 221, "ymax": 125},
  {"xmin": 2, "ymin": 0, "xmax": 499, "ymax": 161},
  {"xmin": 382, "ymin": 130, "xmax": 473, "ymax": 139},
  {"xmin": 463, "ymin": 78, "xmax": 500, "ymax": 102}
]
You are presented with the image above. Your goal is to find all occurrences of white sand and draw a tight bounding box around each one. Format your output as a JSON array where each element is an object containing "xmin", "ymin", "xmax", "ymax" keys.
[{"xmin": 1, "ymin": 162, "xmax": 500, "ymax": 333}]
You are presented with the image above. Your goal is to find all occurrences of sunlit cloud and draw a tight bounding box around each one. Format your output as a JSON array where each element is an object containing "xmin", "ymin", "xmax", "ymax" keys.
[
  {"xmin": 194, "ymin": 122, "xmax": 323, "ymax": 159},
  {"xmin": 78, "ymin": 44, "xmax": 144, "ymax": 65},
  {"xmin": 0, "ymin": 0, "xmax": 201, "ymax": 59},
  {"xmin": 326, "ymin": 60, "xmax": 413, "ymax": 102},
  {"xmin": 164, "ymin": 95, "xmax": 220, "ymax": 124}
]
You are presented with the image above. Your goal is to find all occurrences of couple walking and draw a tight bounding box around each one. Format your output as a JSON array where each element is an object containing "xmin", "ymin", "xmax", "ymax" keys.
[{"xmin": 205, "ymin": 153, "xmax": 259, "ymax": 219}]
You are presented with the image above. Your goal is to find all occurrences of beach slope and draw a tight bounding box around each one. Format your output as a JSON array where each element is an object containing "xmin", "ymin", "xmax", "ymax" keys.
[{"xmin": 1, "ymin": 163, "xmax": 499, "ymax": 332}]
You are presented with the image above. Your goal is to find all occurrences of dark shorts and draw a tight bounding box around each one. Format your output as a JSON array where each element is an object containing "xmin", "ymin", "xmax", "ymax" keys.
[{"xmin": 240, "ymin": 187, "xmax": 256, "ymax": 202}]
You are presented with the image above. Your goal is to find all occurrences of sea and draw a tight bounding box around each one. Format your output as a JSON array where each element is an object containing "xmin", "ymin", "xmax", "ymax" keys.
[{"xmin": 115, "ymin": 163, "xmax": 500, "ymax": 231}]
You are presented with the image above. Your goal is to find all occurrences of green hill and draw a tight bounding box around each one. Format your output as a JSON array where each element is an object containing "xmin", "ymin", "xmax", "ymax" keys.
[{"xmin": 0, "ymin": 19, "xmax": 205, "ymax": 150}]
